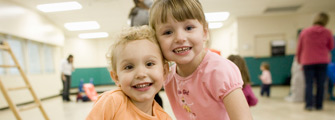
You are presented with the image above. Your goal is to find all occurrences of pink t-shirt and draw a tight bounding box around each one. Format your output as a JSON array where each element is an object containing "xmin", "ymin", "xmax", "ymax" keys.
[
  {"xmin": 164, "ymin": 51, "xmax": 243, "ymax": 120},
  {"xmin": 260, "ymin": 70, "xmax": 272, "ymax": 84}
]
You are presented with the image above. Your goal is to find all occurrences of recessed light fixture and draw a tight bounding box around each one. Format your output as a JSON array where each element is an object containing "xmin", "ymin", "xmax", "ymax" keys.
[
  {"xmin": 37, "ymin": 1, "xmax": 82, "ymax": 13},
  {"xmin": 78, "ymin": 32, "xmax": 109, "ymax": 39},
  {"xmin": 64, "ymin": 21, "xmax": 100, "ymax": 31},
  {"xmin": 208, "ymin": 22, "xmax": 223, "ymax": 29},
  {"xmin": 205, "ymin": 12, "xmax": 230, "ymax": 22}
]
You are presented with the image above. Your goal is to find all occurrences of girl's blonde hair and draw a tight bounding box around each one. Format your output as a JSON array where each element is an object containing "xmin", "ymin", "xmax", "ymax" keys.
[
  {"xmin": 106, "ymin": 25, "xmax": 162, "ymax": 73},
  {"xmin": 227, "ymin": 55, "xmax": 251, "ymax": 87},
  {"xmin": 149, "ymin": 0, "xmax": 208, "ymax": 31}
]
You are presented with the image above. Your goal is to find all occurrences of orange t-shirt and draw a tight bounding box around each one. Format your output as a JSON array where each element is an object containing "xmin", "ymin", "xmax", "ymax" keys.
[{"xmin": 86, "ymin": 88, "xmax": 172, "ymax": 120}]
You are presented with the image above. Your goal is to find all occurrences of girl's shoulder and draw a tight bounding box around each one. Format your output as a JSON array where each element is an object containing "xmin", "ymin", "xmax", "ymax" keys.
[
  {"xmin": 95, "ymin": 88, "xmax": 127, "ymax": 105},
  {"xmin": 202, "ymin": 53, "xmax": 239, "ymax": 74}
]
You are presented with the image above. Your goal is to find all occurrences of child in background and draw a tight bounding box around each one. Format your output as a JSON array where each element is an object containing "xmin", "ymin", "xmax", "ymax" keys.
[
  {"xmin": 86, "ymin": 26, "xmax": 171, "ymax": 120},
  {"xmin": 149, "ymin": 0, "xmax": 252, "ymax": 119},
  {"xmin": 259, "ymin": 62, "xmax": 272, "ymax": 97},
  {"xmin": 228, "ymin": 55, "xmax": 258, "ymax": 106},
  {"xmin": 285, "ymin": 56, "xmax": 305, "ymax": 102},
  {"xmin": 327, "ymin": 62, "xmax": 335, "ymax": 101}
]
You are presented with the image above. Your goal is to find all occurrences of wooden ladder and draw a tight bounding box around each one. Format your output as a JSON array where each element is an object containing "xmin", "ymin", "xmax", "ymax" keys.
[{"xmin": 0, "ymin": 41, "xmax": 49, "ymax": 120}]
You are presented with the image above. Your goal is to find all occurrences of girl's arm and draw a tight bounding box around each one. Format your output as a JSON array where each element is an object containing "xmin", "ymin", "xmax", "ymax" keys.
[{"xmin": 223, "ymin": 88, "xmax": 253, "ymax": 120}]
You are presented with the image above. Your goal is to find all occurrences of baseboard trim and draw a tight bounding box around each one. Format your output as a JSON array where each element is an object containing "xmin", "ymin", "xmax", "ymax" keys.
[{"xmin": 0, "ymin": 95, "xmax": 60, "ymax": 110}]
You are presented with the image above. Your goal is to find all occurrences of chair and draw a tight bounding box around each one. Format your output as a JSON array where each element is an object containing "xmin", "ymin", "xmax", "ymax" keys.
[{"xmin": 83, "ymin": 83, "xmax": 98, "ymax": 101}]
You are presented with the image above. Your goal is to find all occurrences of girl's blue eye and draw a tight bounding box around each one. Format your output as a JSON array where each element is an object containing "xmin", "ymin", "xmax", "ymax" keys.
[
  {"xmin": 124, "ymin": 65, "xmax": 133, "ymax": 70},
  {"xmin": 163, "ymin": 31, "xmax": 172, "ymax": 35},
  {"xmin": 146, "ymin": 62, "xmax": 155, "ymax": 67},
  {"xmin": 186, "ymin": 26, "xmax": 194, "ymax": 31}
]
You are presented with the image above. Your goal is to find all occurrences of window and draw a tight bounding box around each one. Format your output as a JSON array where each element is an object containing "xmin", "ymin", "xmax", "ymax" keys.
[
  {"xmin": 27, "ymin": 41, "xmax": 41, "ymax": 74},
  {"xmin": 0, "ymin": 35, "xmax": 5, "ymax": 75},
  {"xmin": 7, "ymin": 37, "xmax": 25, "ymax": 74},
  {"xmin": 43, "ymin": 44, "xmax": 54, "ymax": 73},
  {"xmin": 0, "ymin": 52, "xmax": 4, "ymax": 75},
  {"xmin": 1, "ymin": 34, "xmax": 57, "ymax": 75}
]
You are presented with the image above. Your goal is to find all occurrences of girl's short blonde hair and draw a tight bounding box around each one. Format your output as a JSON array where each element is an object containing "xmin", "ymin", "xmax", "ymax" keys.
[
  {"xmin": 149, "ymin": 0, "xmax": 208, "ymax": 31},
  {"xmin": 261, "ymin": 62, "xmax": 270, "ymax": 70},
  {"xmin": 106, "ymin": 25, "xmax": 161, "ymax": 73}
]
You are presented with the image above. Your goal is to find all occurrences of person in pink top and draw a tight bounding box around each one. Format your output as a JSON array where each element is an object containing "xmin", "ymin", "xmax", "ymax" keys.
[
  {"xmin": 228, "ymin": 55, "xmax": 258, "ymax": 106},
  {"xmin": 86, "ymin": 26, "xmax": 172, "ymax": 120},
  {"xmin": 259, "ymin": 62, "xmax": 272, "ymax": 97},
  {"xmin": 297, "ymin": 12, "xmax": 334, "ymax": 111},
  {"xmin": 149, "ymin": 0, "xmax": 252, "ymax": 119}
]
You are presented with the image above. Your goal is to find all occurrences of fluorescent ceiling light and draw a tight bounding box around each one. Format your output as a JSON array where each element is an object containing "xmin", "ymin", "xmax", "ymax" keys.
[
  {"xmin": 37, "ymin": 1, "xmax": 82, "ymax": 13},
  {"xmin": 208, "ymin": 22, "xmax": 223, "ymax": 29},
  {"xmin": 64, "ymin": 21, "xmax": 100, "ymax": 31},
  {"xmin": 205, "ymin": 12, "xmax": 230, "ymax": 22},
  {"xmin": 79, "ymin": 32, "xmax": 109, "ymax": 39}
]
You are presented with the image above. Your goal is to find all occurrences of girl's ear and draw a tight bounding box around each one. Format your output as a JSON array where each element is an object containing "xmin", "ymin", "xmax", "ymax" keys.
[
  {"xmin": 203, "ymin": 28, "xmax": 209, "ymax": 42},
  {"xmin": 110, "ymin": 71, "xmax": 120, "ymax": 87}
]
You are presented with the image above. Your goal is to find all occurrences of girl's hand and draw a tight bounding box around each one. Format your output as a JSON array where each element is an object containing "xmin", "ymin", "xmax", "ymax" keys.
[{"xmin": 62, "ymin": 75, "xmax": 66, "ymax": 81}]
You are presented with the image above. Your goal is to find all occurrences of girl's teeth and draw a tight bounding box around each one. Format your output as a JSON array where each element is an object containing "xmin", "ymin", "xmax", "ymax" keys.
[
  {"xmin": 174, "ymin": 47, "xmax": 189, "ymax": 53},
  {"xmin": 135, "ymin": 83, "xmax": 149, "ymax": 88}
]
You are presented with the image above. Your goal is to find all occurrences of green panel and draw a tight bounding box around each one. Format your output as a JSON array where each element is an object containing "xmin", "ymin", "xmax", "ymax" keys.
[
  {"xmin": 71, "ymin": 67, "xmax": 114, "ymax": 88},
  {"xmin": 244, "ymin": 55, "xmax": 294, "ymax": 85}
]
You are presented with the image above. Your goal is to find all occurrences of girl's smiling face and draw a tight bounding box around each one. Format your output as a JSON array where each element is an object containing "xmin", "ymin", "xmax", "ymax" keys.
[
  {"xmin": 155, "ymin": 16, "xmax": 208, "ymax": 65},
  {"xmin": 114, "ymin": 39, "xmax": 164, "ymax": 103}
]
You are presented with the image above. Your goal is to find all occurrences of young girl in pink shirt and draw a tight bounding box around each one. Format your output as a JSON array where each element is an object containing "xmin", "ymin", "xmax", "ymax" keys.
[
  {"xmin": 228, "ymin": 55, "xmax": 258, "ymax": 107},
  {"xmin": 259, "ymin": 62, "xmax": 272, "ymax": 97},
  {"xmin": 149, "ymin": 0, "xmax": 252, "ymax": 119}
]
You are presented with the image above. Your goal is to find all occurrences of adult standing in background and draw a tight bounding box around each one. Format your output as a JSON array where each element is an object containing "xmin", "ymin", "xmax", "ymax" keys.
[
  {"xmin": 285, "ymin": 57, "xmax": 305, "ymax": 102},
  {"xmin": 128, "ymin": 0, "xmax": 153, "ymax": 26},
  {"xmin": 297, "ymin": 12, "xmax": 334, "ymax": 111},
  {"xmin": 61, "ymin": 55, "xmax": 74, "ymax": 102}
]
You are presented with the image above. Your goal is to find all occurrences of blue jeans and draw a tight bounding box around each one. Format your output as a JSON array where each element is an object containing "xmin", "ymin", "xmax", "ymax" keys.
[
  {"xmin": 261, "ymin": 84, "xmax": 271, "ymax": 97},
  {"xmin": 303, "ymin": 64, "xmax": 327, "ymax": 109}
]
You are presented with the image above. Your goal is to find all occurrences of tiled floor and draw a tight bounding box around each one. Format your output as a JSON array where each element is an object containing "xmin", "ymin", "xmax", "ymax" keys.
[{"xmin": 0, "ymin": 86, "xmax": 334, "ymax": 120}]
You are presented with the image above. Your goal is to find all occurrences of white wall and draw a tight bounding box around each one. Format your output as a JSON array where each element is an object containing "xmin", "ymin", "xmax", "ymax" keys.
[
  {"xmin": 209, "ymin": 12, "xmax": 335, "ymax": 58},
  {"xmin": 209, "ymin": 20, "xmax": 238, "ymax": 58},
  {"xmin": 237, "ymin": 12, "xmax": 335, "ymax": 57},
  {"xmin": 0, "ymin": 0, "xmax": 64, "ymax": 46},
  {"xmin": 0, "ymin": 1, "xmax": 64, "ymax": 109},
  {"xmin": 62, "ymin": 37, "xmax": 114, "ymax": 68}
]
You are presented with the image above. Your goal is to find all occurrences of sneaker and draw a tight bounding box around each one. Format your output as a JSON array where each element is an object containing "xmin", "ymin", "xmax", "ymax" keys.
[
  {"xmin": 305, "ymin": 107, "xmax": 313, "ymax": 111},
  {"xmin": 315, "ymin": 107, "xmax": 323, "ymax": 111},
  {"xmin": 285, "ymin": 96, "xmax": 293, "ymax": 102}
]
